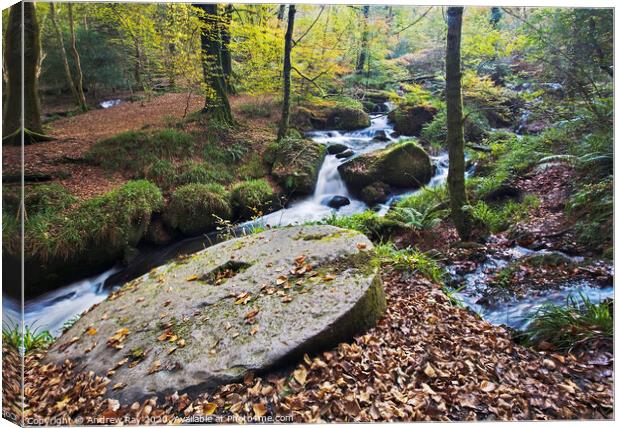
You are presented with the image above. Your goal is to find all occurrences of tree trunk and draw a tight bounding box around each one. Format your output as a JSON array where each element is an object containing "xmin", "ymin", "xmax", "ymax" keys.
[
  {"xmin": 196, "ymin": 3, "xmax": 233, "ymax": 124},
  {"xmin": 277, "ymin": 5, "xmax": 286, "ymax": 22},
  {"xmin": 221, "ymin": 4, "xmax": 236, "ymax": 94},
  {"xmin": 3, "ymin": 1, "xmax": 43, "ymax": 139},
  {"xmin": 446, "ymin": 6, "xmax": 472, "ymax": 240},
  {"xmin": 356, "ymin": 5, "xmax": 369, "ymax": 74},
  {"xmin": 49, "ymin": 3, "xmax": 80, "ymax": 106},
  {"xmin": 67, "ymin": 3, "xmax": 87, "ymax": 111},
  {"xmin": 277, "ymin": 5, "xmax": 296, "ymax": 141}
]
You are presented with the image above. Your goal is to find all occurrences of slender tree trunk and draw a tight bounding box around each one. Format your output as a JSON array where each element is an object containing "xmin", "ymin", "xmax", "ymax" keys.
[
  {"xmin": 356, "ymin": 5, "xmax": 369, "ymax": 74},
  {"xmin": 134, "ymin": 41, "xmax": 142, "ymax": 88},
  {"xmin": 277, "ymin": 4, "xmax": 286, "ymax": 22},
  {"xmin": 3, "ymin": 1, "xmax": 43, "ymax": 139},
  {"xmin": 277, "ymin": 5, "xmax": 296, "ymax": 141},
  {"xmin": 49, "ymin": 3, "xmax": 80, "ymax": 106},
  {"xmin": 446, "ymin": 6, "xmax": 472, "ymax": 240},
  {"xmin": 221, "ymin": 4, "xmax": 236, "ymax": 94},
  {"xmin": 196, "ymin": 3, "xmax": 233, "ymax": 124},
  {"xmin": 67, "ymin": 3, "xmax": 87, "ymax": 111}
]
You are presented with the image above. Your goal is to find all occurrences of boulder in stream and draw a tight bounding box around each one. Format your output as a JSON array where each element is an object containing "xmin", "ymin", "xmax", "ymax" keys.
[
  {"xmin": 44, "ymin": 225, "xmax": 385, "ymax": 403},
  {"xmin": 338, "ymin": 141, "xmax": 432, "ymax": 194},
  {"xmin": 326, "ymin": 143, "xmax": 348, "ymax": 155},
  {"xmin": 266, "ymin": 138, "xmax": 326, "ymax": 195},
  {"xmin": 325, "ymin": 195, "xmax": 351, "ymax": 208},
  {"xmin": 387, "ymin": 104, "xmax": 437, "ymax": 136},
  {"xmin": 336, "ymin": 149, "xmax": 355, "ymax": 159}
]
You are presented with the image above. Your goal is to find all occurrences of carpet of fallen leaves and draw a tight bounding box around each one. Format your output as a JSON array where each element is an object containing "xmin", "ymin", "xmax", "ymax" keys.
[{"xmin": 6, "ymin": 267, "xmax": 612, "ymax": 424}]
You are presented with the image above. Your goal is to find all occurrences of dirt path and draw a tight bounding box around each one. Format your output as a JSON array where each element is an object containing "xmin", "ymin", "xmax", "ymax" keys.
[{"xmin": 2, "ymin": 93, "xmax": 273, "ymax": 200}]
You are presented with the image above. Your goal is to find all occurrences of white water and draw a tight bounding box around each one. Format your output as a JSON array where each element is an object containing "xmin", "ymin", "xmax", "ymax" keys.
[
  {"xmin": 99, "ymin": 99, "xmax": 122, "ymax": 109},
  {"xmin": 448, "ymin": 246, "xmax": 614, "ymax": 330},
  {"xmin": 255, "ymin": 111, "xmax": 410, "ymax": 227}
]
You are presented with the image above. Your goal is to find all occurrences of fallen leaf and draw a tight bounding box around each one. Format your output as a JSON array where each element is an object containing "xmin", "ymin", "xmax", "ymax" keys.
[
  {"xmin": 253, "ymin": 402, "xmax": 267, "ymax": 417},
  {"xmin": 480, "ymin": 380, "xmax": 496, "ymax": 392},
  {"xmin": 293, "ymin": 367, "xmax": 307, "ymax": 385},
  {"xmin": 85, "ymin": 327, "xmax": 97, "ymax": 336},
  {"xmin": 424, "ymin": 363, "xmax": 437, "ymax": 378},
  {"xmin": 186, "ymin": 275, "xmax": 199, "ymax": 281},
  {"xmin": 204, "ymin": 402, "xmax": 217, "ymax": 415}
]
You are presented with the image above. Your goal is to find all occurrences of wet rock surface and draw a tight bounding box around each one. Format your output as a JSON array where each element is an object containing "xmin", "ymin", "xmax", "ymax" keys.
[
  {"xmin": 44, "ymin": 225, "xmax": 385, "ymax": 403},
  {"xmin": 338, "ymin": 141, "xmax": 432, "ymax": 193}
]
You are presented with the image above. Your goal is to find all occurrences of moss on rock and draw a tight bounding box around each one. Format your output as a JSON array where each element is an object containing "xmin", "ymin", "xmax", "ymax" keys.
[
  {"xmin": 388, "ymin": 104, "xmax": 437, "ymax": 136},
  {"xmin": 338, "ymin": 141, "xmax": 432, "ymax": 194},
  {"xmin": 267, "ymin": 137, "xmax": 326, "ymax": 195},
  {"xmin": 4, "ymin": 180, "xmax": 164, "ymax": 297},
  {"xmin": 291, "ymin": 103, "xmax": 370, "ymax": 131},
  {"xmin": 230, "ymin": 179, "xmax": 276, "ymax": 220},
  {"xmin": 164, "ymin": 183, "xmax": 232, "ymax": 236}
]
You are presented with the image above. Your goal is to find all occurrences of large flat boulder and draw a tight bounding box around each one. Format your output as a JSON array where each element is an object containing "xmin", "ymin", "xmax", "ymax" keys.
[
  {"xmin": 338, "ymin": 141, "xmax": 433, "ymax": 202},
  {"xmin": 44, "ymin": 225, "xmax": 385, "ymax": 403}
]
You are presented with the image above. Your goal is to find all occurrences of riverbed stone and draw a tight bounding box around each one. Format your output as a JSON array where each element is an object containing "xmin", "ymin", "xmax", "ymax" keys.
[
  {"xmin": 336, "ymin": 149, "xmax": 354, "ymax": 159},
  {"xmin": 338, "ymin": 141, "xmax": 432, "ymax": 193},
  {"xmin": 388, "ymin": 104, "xmax": 437, "ymax": 136},
  {"xmin": 268, "ymin": 138, "xmax": 326, "ymax": 195},
  {"xmin": 327, "ymin": 143, "xmax": 348, "ymax": 155},
  {"xmin": 44, "ymin": 225, "xmax": 385, "ymax": 403},
  {"xmin": 325, "ymin": 195, "xmax": 351, "ymax": 208}
]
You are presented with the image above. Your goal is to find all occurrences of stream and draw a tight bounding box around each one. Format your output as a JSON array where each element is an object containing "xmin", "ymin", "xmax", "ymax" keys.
[{"xmin": 3, "ymin": 108, "xmax": 613, "ymax": 337}]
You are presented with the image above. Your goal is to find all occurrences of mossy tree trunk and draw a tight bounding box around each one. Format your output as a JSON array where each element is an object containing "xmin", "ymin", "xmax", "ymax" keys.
[
  {"xmin": 195, "ymin": 3, "xmax": 233, "ymax": 125},
  {"xmin": 3, "ymin": 1, "xmax": 43, "ymax": 139},
  {"xmin": 221, "ymin": 4, "xmax": 236, "ymax": 94},
  {"xmin": 445, "ymin": 6, "xmax": 472, "ymax": 240},
  {"xmin": 356, "ymin": 5, "xmax": 369, "ymax": 74},
  {"xmin": 277, "ymin": 5, "xmax": 296, "ymax": 141},
  {"xmin": 67, "ymin": 3, "xmax": 88, "ymax": 111},
  {"xmin": 50, "ymin": 3, "xmax": 80, "ymax": 108}
]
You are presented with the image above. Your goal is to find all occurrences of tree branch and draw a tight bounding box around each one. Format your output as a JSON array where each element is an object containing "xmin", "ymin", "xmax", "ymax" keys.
[
  {"xmin": 294, "ymin": 6, "xmax": 325, "ymax": 46},
  {"xmin": 392, "ymin": 7, "xmax": 434, "ymax": 36}
]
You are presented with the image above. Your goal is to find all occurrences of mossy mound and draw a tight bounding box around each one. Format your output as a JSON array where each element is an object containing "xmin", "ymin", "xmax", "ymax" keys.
[
  {"xmin": 230, "ymin": 179, "xmax": 276, "ymax": 220},
  {"xmin": 3, "ymin": 180, "xmax": 164, "ymax": 297},
  {"xmin": 388, "ymin": 104, "xmax": 437, "ymax": 136},
  {"xmin": 338, "ymin": 141, "xmax": 432, "ymax": 197},
  {"xmin": 164, "ymin": 183, "xmax": 232, "ymax": 236},
  {"xmin": 265, "ymin": 137, "xmax": 326, "ymax": 195}
]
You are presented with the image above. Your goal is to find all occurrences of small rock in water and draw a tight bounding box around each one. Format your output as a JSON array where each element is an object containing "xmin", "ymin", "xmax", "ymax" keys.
[
  {"xmin": 325, "ymin": 195, "xmax": 351, "ymax": 209},
  {"xmin": 336, "ymin": 149, "xmax": 354, "ymax": 159},
  {"xmin": 326, "ymin": 143, "xmax": 348, "ymax": 155},
  {"xmin": 372, "ymin": 130, "xmax": 391, "ymax": 142}
]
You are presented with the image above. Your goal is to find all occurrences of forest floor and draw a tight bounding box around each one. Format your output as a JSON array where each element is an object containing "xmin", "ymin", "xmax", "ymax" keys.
[
  {"xmin": 4, "ymin": 158, "xmax": 612, "ymax": 424},
  {"xmin": 2, "ymin": 92, "xmax": 275, "ymax": 199}
]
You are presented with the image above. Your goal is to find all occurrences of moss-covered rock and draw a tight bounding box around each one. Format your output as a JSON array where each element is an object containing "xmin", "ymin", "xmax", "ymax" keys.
[
  {"xmin": 361, "ymin": 181, "xmax": 391, "ymax": 205},
  {"xmin": 292, "ymin": 104, "xmax": 370, "ymax": 131},
  {"xmin": 388, "ymin": 104, "xmax": 437, "ymax": 136},
  {"xmin": 164, "ymin": 183, "xmax": 232, "ymax": 235},
  {"xmin": 230, "ymin": 179, "xmax": 276, "ymax": 220},
  {"xmin": 3, "ymin": 180, "xmax": 164, "ymax": 297},
  {"xmin": 338, "ymin": 141, "xmax": 432, "ymax": 195},
  {"xmin": 266, "ymin": 137, "xmax": 326, "ymax": 195}
]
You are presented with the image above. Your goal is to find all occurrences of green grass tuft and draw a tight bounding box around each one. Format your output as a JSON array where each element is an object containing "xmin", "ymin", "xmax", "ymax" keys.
[
  {"xmin": 521, "ymin": 294, "xmax": 613, "ymax": 350},
  {"xmin": 2, "ymin": 321, "xmax": 54, "ymax": 353}
]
